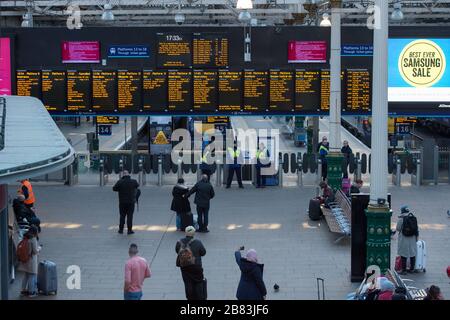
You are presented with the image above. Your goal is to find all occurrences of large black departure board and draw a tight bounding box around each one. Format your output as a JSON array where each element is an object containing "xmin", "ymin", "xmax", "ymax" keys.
[
  {"xmin": 92, "ymin": 70, "xmax": 116, "ymax": 112},
  {"xmin": 244, "ymin": 70, "xmax": 268, "ymax": 112},
  {"xmin": 67, "ymin": 70, "xmax": 91, "ymax": 112},
  {"xmin": 168, "ymin": 70, "xmax": 191, "ymax": 112},
  {"xmin": 16, "ymin": 70, "xmax": 41, "ymax": 99},
  {"xmin": 269, "ymin": 70, "xmax": 294, "ymax": 112},
  {"xmin": 42, "ymin": 70, "xmax": 66, "ymax": 112},
  {"xmin": 117, "ymin": 70, "xmax": 141, "ymax": 112},
  {"xmin": 143, "ymin": 70, "xmax": 167, "ymax": 112},
  {"xmin": 344, "ymin": 69, "xmax": 371, "ymax": 113},
  {"xmin": 218, "ymin": 70, "xmax": 242, "ymax": 112},
  {"xmin": 320, "ymin": 70, "xmax": 345, "ymax": 112},
  {"xmin": 157, "ymin": 33, "xmax": 192, "ymax": 68},
  {"xmin": 295, "ymin": 70, "xmax": 321, "ymax": 112},
  {"xmin": 193, "ymin": 70, "xmax": 217, "ymax": 112},
  {"xmin": 193, "ymin": 33, "xmax": 229, "ymax": 68}
]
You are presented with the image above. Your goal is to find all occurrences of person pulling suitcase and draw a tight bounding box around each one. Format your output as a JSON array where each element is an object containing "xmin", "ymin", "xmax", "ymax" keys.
[{"xmin": 396, "ymin": 206, "xmax": 420, "ymax": 275}]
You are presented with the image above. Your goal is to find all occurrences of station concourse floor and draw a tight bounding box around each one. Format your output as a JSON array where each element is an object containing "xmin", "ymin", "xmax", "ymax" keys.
[{"xmin": 8, "ymin": 183, "xmax": 450, "ymax": 300}]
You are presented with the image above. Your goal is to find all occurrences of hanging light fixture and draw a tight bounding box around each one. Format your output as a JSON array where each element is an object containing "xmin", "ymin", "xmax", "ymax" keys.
[
  {"xmin": 236, "ymin": 0, "xmax": 253, "ymax": 10},
  {"xmin": 21, "ymin": 12, "xmax": 34, "ymax": 27},
  {"xmin": 319, "ymin": 13, "xmax": 331, "ymax": 27},
  {"xmin": 174, "ymin": 1, "xmax": 185, "ymax": 25},
  {"xmin": 101, "ymin": 1, "xmax": 115, "ymax": 21},
  {"xmin": 238, "ymin": 11, "xmax": 252, "ymax": 22},
  {"xmin": 391, "ymin": 2, "xmax": 404, "ymax": 21}
]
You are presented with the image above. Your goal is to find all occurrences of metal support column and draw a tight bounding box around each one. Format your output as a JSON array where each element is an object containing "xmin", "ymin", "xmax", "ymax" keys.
[
  {"xmin": 131, "ymin": 117, "xmax": 138, "ymax": 172},
  {"xmin": 0, "ymin": 185, "xmax": 9, "ymax": 300},
  {"xmin": 157, "ymin": 155, "xmax": 163, "ymax": 186},
  {"xmin": 99, "ymin": 159, "xmax": 105, "ymax": 186}
]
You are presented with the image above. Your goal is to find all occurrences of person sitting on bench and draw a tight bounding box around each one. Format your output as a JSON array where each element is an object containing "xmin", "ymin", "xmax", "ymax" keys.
[{"xmin": 13, "ymin": 194, "xmax": 41, "ymax": 232}]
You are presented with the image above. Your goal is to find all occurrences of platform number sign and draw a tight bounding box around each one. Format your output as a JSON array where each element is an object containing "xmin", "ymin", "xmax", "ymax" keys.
[
  {"xmin": 98, "ymin": 124, "xmax": 112, "ymax": 136},
  {"xmin": 396, "ymin": 123, "xmax": 411, "ymax": 135}
]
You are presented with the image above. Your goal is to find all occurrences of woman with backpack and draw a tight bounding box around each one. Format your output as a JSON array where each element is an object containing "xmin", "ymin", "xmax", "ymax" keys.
[
  {"xmin": 396, "ymin": 206, "xmax": 419, "ymax": 275},
  {"xmin": 235, "ymin": 248, "xmax": 267, "ymax": 300},
  {"xmin": 17, "ymin": 226, "xmax": 40, "ymax": 297},
  {"xmin": 171, "ymin": 178, "xmax": 192, "ymax": 231}
]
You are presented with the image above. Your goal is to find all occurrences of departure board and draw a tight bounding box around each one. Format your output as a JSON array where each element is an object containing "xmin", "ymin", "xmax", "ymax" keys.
[
  {"xmin": 67, "ymin": 70, "xmax": 91, "ymax": 112},
  {"xmin": 244, "ymin": 70, "xmax": 268, "ymax": 112},
  {"xmin": 168, "ymin": 70, "xmax": 192, "ymax": 112},
  {"xmin": 218, "ymin": 70, "xmax": 242, "ymax": 112},
  {"xmin": 193, "ymin": 70, "xmax": 217, "ymax": 112},
  {"xmin": 344, "ymin": 69, "xmax": 371, "ymax": 113},
  {"xmin": 193, "ymin": 33, "xmax": 229, "ymax": 68},
  {"xmin": 295, "ymin": 70, "xmax": 320, "ymax": 112},
  {"xmin": 142, "ymin": 70, "xmax": 167, "ymax": 112},
  {"xmin": 157, "ymin": 33, "xmax": 192, "ymax": 68},
  {"xmin": 269, "ymin": 70, "xmax": 294, "ymax": 112},
  {"xmin": 42, "ymin": 70, "xmax": 66, "ymax": 112},
  {"xmin": 92, "ymin": 70, "xmax": 116, "ymax": 112},
  {"xmin": 320, "ymin": 70, "xmax": 345, "ymax": 112},
  {"xmin": 117, "ymin": 70, "xmax": 141, "ymax": 112},
  {"xmin": 16, "ymin": 70, "xmax": 41, "ymax": 99}
]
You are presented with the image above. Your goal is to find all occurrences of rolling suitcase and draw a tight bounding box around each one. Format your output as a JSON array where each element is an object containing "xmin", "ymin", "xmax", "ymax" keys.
[
  {"xmin": 38, "ymin": 260, "xmax": 58, "ymax": 295},
  {"xmin": 415, "ymin": 240, "xmax": 427, "ymax": 272},
  {"xmin": 308, "ymin": 198, "xmax": 322, "ymax": 221},
  {"xmin": 180, "ymin": 212, "xmax": 194, "ymax": 231}
]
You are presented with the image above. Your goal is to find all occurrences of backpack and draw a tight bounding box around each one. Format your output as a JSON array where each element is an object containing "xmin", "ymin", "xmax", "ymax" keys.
[
  {"xmin": 402, "ymin": 213, "xmax": 418, "ymax": 237},
  {"xmin": 17, "ymin": 237, "xmax": 31, "ymax": 263},
  {"xmin": 176, "ymin": 239, "xmax": 195, "ymax": 267}
]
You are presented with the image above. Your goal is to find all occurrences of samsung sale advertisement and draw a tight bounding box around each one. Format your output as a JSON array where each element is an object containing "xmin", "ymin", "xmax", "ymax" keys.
[{"xmin": 389, "ymin": 38, "xmax": 450, "ymax": 103}]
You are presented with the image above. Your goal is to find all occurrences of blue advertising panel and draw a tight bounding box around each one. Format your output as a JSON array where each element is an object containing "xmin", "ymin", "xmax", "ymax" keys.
[
  {"xmin": 108, "ymin": 45, "xmax": 149, "ymax": 58},
  {"xmin": 388, "ymin": 38, "xmax": 450, "ymax": 103}
]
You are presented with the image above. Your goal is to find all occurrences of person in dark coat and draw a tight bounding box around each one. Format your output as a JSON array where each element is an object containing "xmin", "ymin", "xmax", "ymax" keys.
[
  {"xmin": 186, "ymin": 175, "xmax": 215, "ymax": 232},
  {"xmin": 175, "ymin": 226, "xmax": 206, "ymax": 266},
  {"xmin": 350, "ymin": 179, "xmax": 363, "ymax": 194},
  {"xmin": 180, "ymin": 258, "xmax": 206, "ymax": 300},
  {"xmin": 13, "ymin": 194, "xmax": 41, "ymax": 232},
  {"xmin": 113, "ymin": 170, "xmax": 140, "ymax": 235},
  {"xmin": 171, "ymin": 178, "xmax": 192, "ymax": 231},
  {"xmin": 341, "ymin": 140, "xmax": 353, "ymax": 179},
  {"xmin": 235, "ymin": 248, "xmax": 267, "ymax": 300}
]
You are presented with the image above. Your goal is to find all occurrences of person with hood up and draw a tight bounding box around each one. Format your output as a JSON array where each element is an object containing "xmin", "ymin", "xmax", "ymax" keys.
[
  {"xmin": 234, "ymin": 248, "xmax": 267, "ymax": 300},
  {"xmin": 171, "ymin": 178, "xmax": 192, "ymax": 231},
  {"xmin": 396, "ymin": 205, "xmax": 419, "ymax": 275}
]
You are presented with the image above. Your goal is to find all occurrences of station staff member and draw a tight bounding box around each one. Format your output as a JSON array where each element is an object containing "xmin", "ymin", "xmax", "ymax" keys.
[
  {"xmin": 18, "ymin": 179, "xmax": 35, "ymax": 209},
  {"xmin": 200, "ymin": 136, "xmax": 215, "ymax": 182},
  {"xmin": 255, "ymin": 142, "xmax": 270, "ymax": 188},
  {"xmin": 226, "ymin": 141, "xmax": 244, "ymax": 189}
]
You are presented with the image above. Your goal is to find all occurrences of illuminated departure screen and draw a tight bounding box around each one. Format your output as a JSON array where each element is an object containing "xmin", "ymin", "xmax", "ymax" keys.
[
  {"xmin": 92, "ymin": 70, "xmax": 116, "ymax": 112},
  {"xmin": 295, "ymin": 70, "xmax": 321, "ymax": 112},
  {"xmin": 168, "ymin": 70, "xmax": 192, "ymax": 112},
  {"xmin": 67, "ymin": 70, "xmax": 91, "ymax": 112},
  {"xmin": 16, "ymin": 70, "xmax": 41, "ymax": 99},
  {"xmin": 193, "ymin": 70, "xmax": 217, "ymax": 112},
  {"xmin": 142, "ymin": 70, "xmax": 167, "ymax": 112},
  {"xmin": 244, "ymin": 70, "xmax": 268, "ymax": 112},
  {"xmin": 42, "ymin": 70, "xmax": 66, "ymax": 112},
  {"xmin": 269, "ymin": 70, "xmax": 294, "ymax": 112},
  {"xmin": 193, "ymin": 33, "xmax": 229, "ymax": 68},
  {"xmin": 344, "ymin": 69, "xmax": 371, "ymax": 113},
  {"xmin": 218, "ymin": 70, "xmax": 242, "ymax": 112},
  {"xmin": 157, "ymin": 33, "xmax": 192, "ymax": 68},
  {"xmin": 320, "ymin": 70, "xmax": 344, "ymax": 112},
  {"xmin": 117, "ymin": 70, "xmax": 142, "ymax": 112}
]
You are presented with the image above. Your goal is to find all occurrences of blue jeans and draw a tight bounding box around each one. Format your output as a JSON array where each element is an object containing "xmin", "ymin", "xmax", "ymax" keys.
[
  {"xmin": 22, "ymin": 273, "xmax": 37, "ymax": 294},
  {"xmin": 124, "ymin": 291, "xmax": 143, "ymax": 300},
  {"xmin": 176, "ymin": 213, "xmax": 182, "ymax": 229}
]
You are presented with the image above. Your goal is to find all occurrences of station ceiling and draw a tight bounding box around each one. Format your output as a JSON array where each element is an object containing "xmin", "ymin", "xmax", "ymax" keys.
[{"xmin": 1, "ymin": 1, "xmax": 450, "ymax": 27}]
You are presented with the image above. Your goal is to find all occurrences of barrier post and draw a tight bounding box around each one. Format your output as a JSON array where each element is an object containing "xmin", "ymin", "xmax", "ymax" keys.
[
  {"xmin": 177, "ymin": 159, "xmax": 183, "ymax": 180},
  {"xmin": 434, "ymin": 146, "xmax": 439, "ymax": 185},
  {"xmin": 99, "ymin": 158, "xmax": 105, "ymax": 186},
  {"xmin": 138, "ymin": 158, "xmax": 144, "ymax": 186},
  {"xmin": 197, "ymin": 163, "xmax": 202, "ymax": 182},
  {"xmin": 157, "ymin": 155, "xmax": 163, "ymax": 186},
  {"xmin": 416, "ymin": 158, "xmax": 421, "ymax": 186},
  {"xmin": 279, "ymin": 153, "xmax": 283, "ymax": 188},
  {"xmin": 297, "ymin": 157, "xmax": 303, "ymax": 187},
  {"xmin": 317, "ymin": 158, "xmax": 322, "ymax": 185},
  {"xmin": 395, "ymin": 158, "xmax": 401, "ymax": 186},
  {"xmin": 119, "ymin": 158, "xmax": 124, "ymax": 178},
  {"xmin": 216, "ymin": 159, "xmax": 222, "ymax": 187}
]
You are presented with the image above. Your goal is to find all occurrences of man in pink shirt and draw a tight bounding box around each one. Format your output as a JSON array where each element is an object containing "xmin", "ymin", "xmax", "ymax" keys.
[{"xmin": 124, "ymin": 243, "xmax": 151, "ymax": 300}]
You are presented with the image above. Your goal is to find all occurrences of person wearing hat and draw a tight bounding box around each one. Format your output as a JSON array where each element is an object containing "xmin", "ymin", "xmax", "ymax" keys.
[
  {"xmin": 396, "ymin": 206, "xmax": 419, "ymax": 275},
  {"xmin": 234, "ymin": 248, "xmax": 267, "ymax": 300},
  {"xmin": 175, "ymin": 226, "xmax": 206, "ymax": 267},
  {"xmin": 113, "ymin": 170, "xmax": 140, "ymax": 235}
]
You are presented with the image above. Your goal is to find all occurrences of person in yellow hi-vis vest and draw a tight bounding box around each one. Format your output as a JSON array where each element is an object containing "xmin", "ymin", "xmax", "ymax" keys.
[
  {"xmin": 255, "ymin": 143, "xmax": 270, "ymax": 188},
  {"xmin": 226, "ymin": 141, "xmax": 244, "ymax": 189}
]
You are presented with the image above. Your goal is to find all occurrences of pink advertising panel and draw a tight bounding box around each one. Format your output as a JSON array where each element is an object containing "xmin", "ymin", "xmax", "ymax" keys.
[
  {"xmin": 0, "ymin": 37, "xmax": 11, "ymax": 96},
  {"xmin": 288, "ymin": 41, "xmax": 327, "ymax": 63},
  {"xmin": 62, "ymin": 41, "xmax": 100, "ymax": 63}
]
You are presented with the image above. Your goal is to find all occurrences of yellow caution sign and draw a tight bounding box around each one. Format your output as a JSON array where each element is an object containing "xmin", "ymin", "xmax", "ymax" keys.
[
  {"xmin": 153, "ymin": 131, "xmax": 169, "ymax": 144},
  {"xmin": 388, "ymin": 118, "xmax": 395, "ymax": 135}
]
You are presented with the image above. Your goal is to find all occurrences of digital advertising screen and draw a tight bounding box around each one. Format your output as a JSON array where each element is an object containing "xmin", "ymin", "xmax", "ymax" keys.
[
  {"xmin": 288, "ymin": 41, "xmax": 327, "ymax": 63},
  {"xmin": 62, "ymin": 41, "xmax": 100, "ymax": 64},
  {"xmin": 388, "ymin": 38, "xmax": 450, "ymax": 103}
]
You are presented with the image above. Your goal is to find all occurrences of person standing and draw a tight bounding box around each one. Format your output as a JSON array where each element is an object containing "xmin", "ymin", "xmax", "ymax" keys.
[
  {"xmin": 396, "ymin": 206, "xmax": 419, "ymax": 275},
  {"xmin": 18, "ymin": 226, "xmax": 40, "ymax": 298},
  {"xmin": 318, "ymin": 137, "xmax": 329, "ymax": 181},
  {"xmin": 171, "ymin": 178, "xmax": 192, "ymax": 231},
  {"xmin": 113, "ymin": 170, "xmax": 139, "ymax": 235},
  {"xmin": 341, "ymin": 140, "xmax": 353, "ymax": 179},
  {"xmin": 226, "ymin": 141, "xmax": 244, "ymax": 189},
  {"xmin": 124, "ymin": 244, "xmax": 151, "ymax": 300},
  {"xmin": 175, "ymin": 226, "xmax": 206, "ymax": 266},
  {"xmin": 200, "ymin": 136, "xmax": 216, "ymax": 182},
  {"xmin": 235, "ymin": 248, "xmax": 267, "ymax": 300},
  {"xmin": 255, "ymin": 142, "xmax": 269, "ymax": 188},
  {"xmin": 187, "ymin": 175, "xmax": 215, "ymax": 233},
  {"xmin": 18, "ymin": 179, "xmax": 35, "ymax": 209}
]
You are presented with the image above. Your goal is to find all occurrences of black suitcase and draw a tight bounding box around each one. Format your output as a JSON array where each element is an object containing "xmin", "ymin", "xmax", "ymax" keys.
[
  {"xmin": 180, "ymin": 212, "xmax": 194, "ymax": 231},
  {"xmin": 308, "ymin": 198, "xmax": 322, "ymax": 221}
]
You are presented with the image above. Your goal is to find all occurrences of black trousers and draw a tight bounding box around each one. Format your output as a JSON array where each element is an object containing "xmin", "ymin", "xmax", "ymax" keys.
[
  {"xmin": 322, "ymin": 163, "xmax": 328, "ymax": 180},
  {"xmin": 256, "ymin": 166, "xmax": 266, "ymax": 187},
  {"xmin": 227, "ymin": 166, "xmax": 243, "ymax": 187},
  {"xmin": 197, "ymin": 206, "xmax": 209, "ymax": 231},
  {"xmin": 119, "ymin": 203, "xmax": 135, "ymax": 231},
  {"xmin": 401, "ymin": 256, "xmax": 416, "ymax": 271}
]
